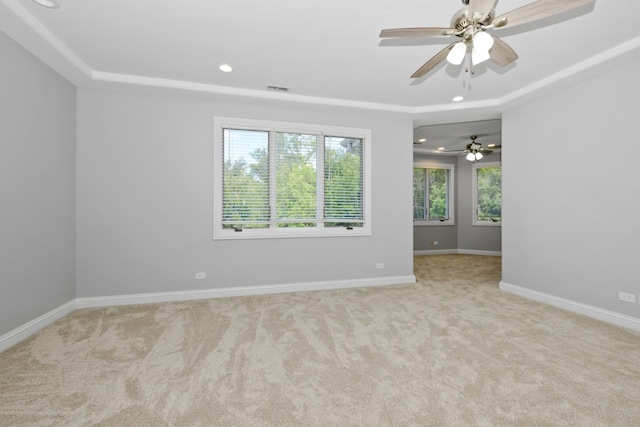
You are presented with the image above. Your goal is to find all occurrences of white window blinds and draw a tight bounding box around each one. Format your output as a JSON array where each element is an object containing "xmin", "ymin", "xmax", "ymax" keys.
[
  {"xmin": 475, "ymin": 164, "xmax": 502, "ymax": 223},
  {"xmin": 275, "ymin": 132, "xmax": 318, "ymax": 227},
  {"xmin": 215, "ymin": 118, "xmax": 370, "ymax": 239},
  {"xmin": 413, "ymin": 167, "xmax": 450, "ymax": 221},
  {"xmin": 324, "ymin": 136, "xmax": 364, "ymax": 227},
  {"xmin": 222, "ymin": 129, "xmax": 270, "ymax": 229}
]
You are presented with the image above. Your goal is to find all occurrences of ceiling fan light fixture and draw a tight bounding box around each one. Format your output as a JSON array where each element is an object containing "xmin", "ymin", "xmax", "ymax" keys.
[
  {"xmin": 380, "ymin": 0, "xmax": 595, "ymax": 79},
  {"xmin": 473, "ymin": 31, "xmax": 494, "ymax": 51},
  {"xmin": 471, "ymin": 46, "xmax": 491, "ymax": 65},
  {"xmin": 475, "ymin": 152, "xmax": 483, "ymax": 160},
  {"xmin": 466, "ymin": 152, "xmax": 476, "ymax": 161},
  {"xmin": 446, "ymin": 42, "xmax": 467, "ymax": 65}
]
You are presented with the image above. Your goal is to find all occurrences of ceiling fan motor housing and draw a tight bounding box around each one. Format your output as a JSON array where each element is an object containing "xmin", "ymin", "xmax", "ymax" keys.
[{"xmin": 452, "ymin": 5, "xmax": 495, "ymax": 32}]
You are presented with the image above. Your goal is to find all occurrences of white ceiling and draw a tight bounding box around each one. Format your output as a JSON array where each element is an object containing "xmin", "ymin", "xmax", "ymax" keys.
[{"xmin": 2, "ymin": 0, "xmax": 640, "ymax": 129}]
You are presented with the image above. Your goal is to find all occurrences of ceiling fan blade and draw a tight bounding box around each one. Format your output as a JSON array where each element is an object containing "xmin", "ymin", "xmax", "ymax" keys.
[
  {"xmin": 467, "ymin": 0, "xmax": 498, "ymax": 22},
  {"xmin": 411, "ymin": 44, "xmax": 454, "ymax": 78},
  {"xmin": 478, "ymin": 149, "xmax": 494, "ymax": 154},
  {"xmin": 492, "ymin": 0, "xmax": 594, "ymax": 30},
  {"xmin": 489, "ymin": 36, "xmax": 518, "ymax": 66},
  {"xmin": 380, "ymin": 27, "xmax": 456, "ymax": 38}
]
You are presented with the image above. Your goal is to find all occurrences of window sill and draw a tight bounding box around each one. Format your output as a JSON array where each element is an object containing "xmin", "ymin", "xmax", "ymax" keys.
[
  {"xmin": 214, "ymin": 227, "xmax": 372, "ymax": 240},
  {"xmin": 472, "ymin": 221, "xmax": 502, "ymax": 227},
  {"xmin": 413, "ymin": 221, "xmax": 455, "ymax": 227}
]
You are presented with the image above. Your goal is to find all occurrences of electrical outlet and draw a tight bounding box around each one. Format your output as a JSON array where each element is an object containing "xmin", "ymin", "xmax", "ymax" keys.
[
  {"xmin": 195, "ymin": 272, "xmax": 206, "ymax": 280},
  {"xmin": 376, "ymin": 263, "xmax": 385, "ymax": 269},
  {"xmin": 431, "ymin": 240, "xmax": 439, "ymax": 247},
  {"xmin": 618, "ymin": 292, "xmax": 635, "ymax": 303}
]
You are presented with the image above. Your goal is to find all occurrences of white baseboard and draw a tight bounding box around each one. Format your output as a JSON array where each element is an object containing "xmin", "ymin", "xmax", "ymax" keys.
[
  {"xmin": 499, "ymin": 281, "xmax": 640, "ymax": 332},
  {"xmin": 0, "ymin": 300, "xmax": 77, "ymax": 353},
  {"xmin": 76, "ymin": 275, "xmax": 417, "ymax": 308},
  {"xmin": 414, "ymin": 249, "xmax": 501, "ymax": 256},
  {"xmin": 1, "ymin": 275, "xmax": 416, "ymax": 352},
  {"xmin": 414, "ymin": 249, "xmax": 457, "ymax": 255}
]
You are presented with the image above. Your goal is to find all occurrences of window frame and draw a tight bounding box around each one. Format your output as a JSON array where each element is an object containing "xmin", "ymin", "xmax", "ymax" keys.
[
  {"xmin": 472, "ymin": 161, "xmax": 502, "ymax": 227},
  {"xmin": 412, "ymin": 162, "xmax": 455, "ymax": 227},
  {"xmin": 213, "ymin": 116, "xmax": 372, "ymax": 240}
]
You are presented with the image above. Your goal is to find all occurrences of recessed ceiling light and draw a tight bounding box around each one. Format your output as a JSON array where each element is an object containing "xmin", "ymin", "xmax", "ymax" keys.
[
  {"xmin": 438, "ymin": 147, "xmax": 445, "ymax": 151},
  {"xmin": 418, "ymin": 138, "xmax": 426, "ymax": 143},
  {"xmin": 218, "ymin": 64, "xmax": 233, "ymax": 73},
  {"xmin": 32, "ymin": 0, "xmax": 59, "ymax": 8},
  {"xmin": 452, "ymin": 96, "xmax": 464, "ymax": 102}
]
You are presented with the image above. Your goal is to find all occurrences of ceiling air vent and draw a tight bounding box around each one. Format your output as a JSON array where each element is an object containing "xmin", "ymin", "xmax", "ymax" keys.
[{"xmin": 266, "ymin": 85, "xmax": 289, "ymax": 92}]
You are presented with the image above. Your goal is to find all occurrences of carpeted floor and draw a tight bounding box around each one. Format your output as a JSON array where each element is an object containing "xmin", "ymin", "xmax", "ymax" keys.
[{"xmin": 1, "ymin": 255, "xmax": 639, "ymax": 426}]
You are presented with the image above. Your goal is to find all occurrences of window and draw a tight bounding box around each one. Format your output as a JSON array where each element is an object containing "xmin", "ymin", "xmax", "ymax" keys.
[
  {"xmin": 214, "ymin": 117, "xmax": 371, "ymax": 239},
  {"xmin": 413, "ymin": 163, "xmax": 454, "ymax": 226},
  {"xmin": 473, "ymin": 162, "xmax": 501, "ymax": 225}
]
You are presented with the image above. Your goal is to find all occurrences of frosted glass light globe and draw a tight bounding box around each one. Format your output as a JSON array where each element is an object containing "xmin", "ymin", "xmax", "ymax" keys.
[
  {"xmin": 473, "ymin": 31, "xmax": 494, "ymax": 51},
  {"xmin": 447, "ymin": 42, "xmax": 467, "ymax": 65},
  {"xmin": 472, "ymin": 47, "xmax": 491, "ymax": 65}
]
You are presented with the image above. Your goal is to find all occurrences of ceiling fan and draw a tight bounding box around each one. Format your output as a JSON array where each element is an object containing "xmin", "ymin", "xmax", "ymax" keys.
[
  {"xmin": 444, "ymin": 135, "xmax": 501, "ymax": 161},
  {"xmin": 380, "ymin": 0, "xmax": 595, "ymax": 78}
]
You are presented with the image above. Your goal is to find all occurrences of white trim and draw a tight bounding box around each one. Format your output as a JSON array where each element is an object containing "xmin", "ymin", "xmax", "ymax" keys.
[
  {"xmin": 414, "ymin": 249, "xmax": 501, "ymax": 256},
  {"xmin": 4, "ymin": 1, "xmax": 640, "ymax": 115},
  {"xmin": 92, "ymin": 72, "xmax": 413, "ymax": 113},
  {"xmin": 76, "ymin": 275, "xmax": 417, "ymax": 308},
  {"xmin": 0, "ymin": 275, "xmax": 415, "ymax": 352},
  {"xmin": 84, "ymin": 36, "xmax": 640, "ymax": 114},
  {"xmin": 414, "ymin": 249, "xmax": 457, "ymax": 256},
  {"xmin": 472, "ymin": 161, "xmax": 502, "ymax": 226},
  {"xmin": 0, "ymin": 0, "xmax": 92, "ymax": 83},
  {"xmin": 0, "ymin": 300, "xmax": 76, "ymax": 353},
  {"xmin": 413, "ymin": 162, "xmax": 455, "ymax": 226},
  {"xmin": 413, "ymin": 222, "xmax": 456, "ymax": 227},
  {"xmin": 458, "ymin": 249, "xmax": 501, "ymax": 256},
  {"xmin": 499, "ymin": 281, "xmax": 640, "ymax": 332},
  {"xmin": 213, "ymin": 117, "xmax": 372, "ymax": 240}
]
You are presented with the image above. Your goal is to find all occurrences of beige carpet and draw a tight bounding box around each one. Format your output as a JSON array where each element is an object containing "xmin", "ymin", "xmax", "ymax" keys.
[{"xmin": 1, "ymin": 255, "xmax": 639, "ymax": 426}]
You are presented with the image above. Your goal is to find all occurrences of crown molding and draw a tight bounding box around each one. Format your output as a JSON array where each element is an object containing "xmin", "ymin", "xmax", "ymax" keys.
[
  {"xmin": 0, "ymin": 0, "xmax": 92, "ymax": 83},
  {"xmin": 3, "ymin": 0, "xmax": 640, "ymax": 117}
]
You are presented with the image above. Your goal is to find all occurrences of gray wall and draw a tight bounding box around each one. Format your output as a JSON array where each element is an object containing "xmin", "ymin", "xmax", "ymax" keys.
[
  {"xmin": 413, "ymin": 153, "xmax": 501, "ymax": 253},
  {"xmin": 0, "ymin": 32, "xmax": 76, "ymax": 335},
  {"xmin": 76, "ymin": 88, "xmax": 414, "ymax": 298},
  {"xmin": 502, "ymin": 55, "xmax": 640, "ymax": 318}
]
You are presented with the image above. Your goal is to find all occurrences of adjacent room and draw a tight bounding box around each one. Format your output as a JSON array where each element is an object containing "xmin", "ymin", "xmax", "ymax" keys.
[{"xmin": 1, "ymin": 0, "xmax": 639, "ymax": 425}]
